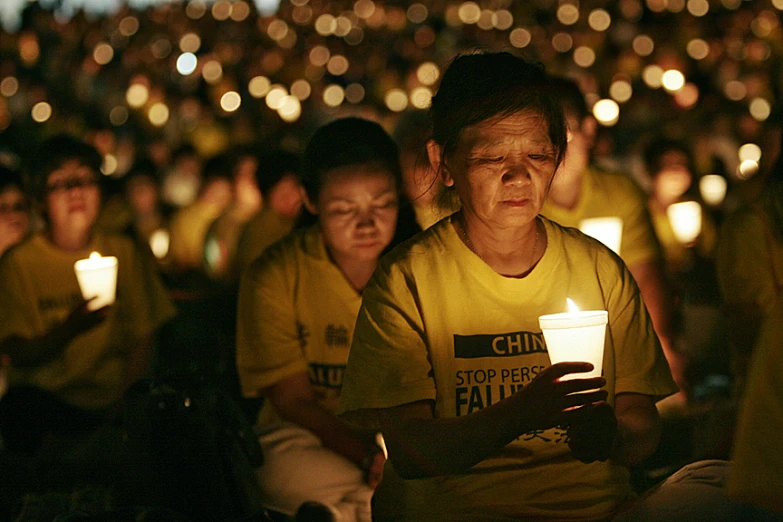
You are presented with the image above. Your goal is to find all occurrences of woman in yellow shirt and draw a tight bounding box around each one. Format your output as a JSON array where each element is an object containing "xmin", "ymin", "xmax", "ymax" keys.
[{"xmin": 236, "ymin": 117, "xmax": 418, "ymax": 521}]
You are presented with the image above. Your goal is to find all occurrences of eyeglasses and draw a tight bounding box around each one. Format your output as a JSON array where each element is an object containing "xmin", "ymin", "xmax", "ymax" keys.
[
  {"xmin": 0, "ymin": 201, "xmax": 28, "ymax": 214},
  {"xmin": 44, "ymin": 176, "xmax": 99, "ymax": 193}
]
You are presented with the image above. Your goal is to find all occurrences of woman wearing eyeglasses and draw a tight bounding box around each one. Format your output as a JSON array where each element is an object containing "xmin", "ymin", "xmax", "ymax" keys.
[{"xmin": 0, "ymin": 134, "xmax": 175, "ymax": 463}]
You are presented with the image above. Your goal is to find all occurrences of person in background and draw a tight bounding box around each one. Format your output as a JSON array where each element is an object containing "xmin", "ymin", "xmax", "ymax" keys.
[
  {"xmin": 167, "ymin": 152, "xmax": 233, "ymax": 276},
  {"xmin": 727, "ymin": 294, "xmax": 783, "ymax": 517},
  {"xmin": 121, "ymin": 157, "xmax": 172, "ymax": 263},
  {"xmin": 235, "ymin": 147, "xmax": 304, "ymax": 275},
  {"xmin": 393, "ymin": 110, "xmax": 461, "ymax": 230},
  {"xmin": 236, "ymin": 117, "xmax": 419, "ymax": 521},
  {"xmin": 541, "ymin": 76, "xmax": 684, "ymax": 396},
  {"xmin": 644, "ymin": 137, "xmax": 718, "ymax": 281},
  {"xmin": 716, "ymin": 120, "xmax": 783, "ymax": 395},
  {"xmin": 0, "ymin": 164, "xmax": 31, "ymax": 259},
  {"xmin": 161, "ymin": 144, "xmax": 203, "ymax": 210},
  {"xmin": 339, "ymin": 51, "xmax": 732, "ymax": 522},
  {"xmin": 203, "ymin": 145, "xmax": 263, "ymax": 281},
  {"xmin": 0, "ymin": 134, "xmax": 175, "ymax": 463}
]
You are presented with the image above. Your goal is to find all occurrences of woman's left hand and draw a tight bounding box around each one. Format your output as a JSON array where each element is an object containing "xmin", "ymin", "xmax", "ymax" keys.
[{"xmin": 566, "ymin": 402, "xmax": 618, "ymax": 464}]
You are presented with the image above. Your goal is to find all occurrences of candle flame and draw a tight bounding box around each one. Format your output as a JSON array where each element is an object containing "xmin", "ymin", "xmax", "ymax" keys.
[
  {"xmin": 89, "ymin": 251, "xmax": 101, "ymax": 260},
  {"xmin": 566, "ymin": 298, "xmax": 580, "ymax": 313}
]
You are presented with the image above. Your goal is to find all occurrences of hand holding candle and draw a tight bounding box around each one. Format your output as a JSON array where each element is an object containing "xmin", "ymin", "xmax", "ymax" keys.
[
  {"xmin": 539, "ymin": 298, "xmax": 608, "ymax": 383},
  {"xmin": 74, "ymin": 251, "xmax": 118, "ymax": 311}
]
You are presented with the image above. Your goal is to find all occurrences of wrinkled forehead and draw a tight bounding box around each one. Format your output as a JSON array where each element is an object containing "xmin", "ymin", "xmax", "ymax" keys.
[{"xmin": 456, "ymin": 110, "xmax": 553, "ymax": 150}]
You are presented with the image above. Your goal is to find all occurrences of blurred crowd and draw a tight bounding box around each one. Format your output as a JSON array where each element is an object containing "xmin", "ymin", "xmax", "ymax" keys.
[{"xmin": 0, "ymin": 1, "xmax": 782, "ymax": 521}]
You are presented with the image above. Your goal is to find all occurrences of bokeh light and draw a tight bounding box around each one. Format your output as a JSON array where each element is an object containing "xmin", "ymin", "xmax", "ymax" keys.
[
  {"xmin": 148, "ymin": 103, "xmax": 169, "ymax": 127},
  {"xmin": 662, "ymin": 70, "xmax": 686, "ymax": 92},
  {"xmin": 176, "ymin": 53, "xmax": 198, "ymax": 75},
  {"xmin": 738, "ymin": 143, "xmax": 762, "ymax": 163},
  {"xmin": 220, "ymin": 91, "xmax": 241, "ymax": 112},
  {"xmin": 385, "ymin": 89, "xmax": 408, "ymax": 112},
  {"xmin": 248, "ymin": 76, "xmax": 271, "ymax": 98},
  {"xmin": 31, "ymin": 101, "xmax": 52, "ymax": 123},
  {"xmin": 593, "ymin": 99, "xmax": 620, "ymax": 126}
]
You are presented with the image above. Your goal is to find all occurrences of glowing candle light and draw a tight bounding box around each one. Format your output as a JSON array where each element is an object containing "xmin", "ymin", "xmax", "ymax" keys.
[
  {"xmin": 539, "ymin": 299, "xmax": 608, "ymax": 383},
  {"xmin": 579, "ymin": 217, "xmax": 623, "ymax": 255},
  {"xmin": 74, "ymin": 252, "xmax": 118, "ymax": 310},
  {"xmin": 667, "ymin": 201, "xmax": 702, "ymax": 244}
]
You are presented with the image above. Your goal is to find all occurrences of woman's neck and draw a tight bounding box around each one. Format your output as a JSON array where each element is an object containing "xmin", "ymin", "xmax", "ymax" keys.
[
  {"xmin": 327, "ymin": 248, "xmax": 379, "ymax": 293},
  {"xmin": 458, "ymin": 212, "xmax": 544, "ymax": 278},
  {"xmin": 47, "ymin": 225, "xmax": 91, "ymax": 252}
]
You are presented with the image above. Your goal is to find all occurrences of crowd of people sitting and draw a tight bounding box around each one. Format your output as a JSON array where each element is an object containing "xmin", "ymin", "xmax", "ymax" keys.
[{"xmin": 0, "ymin": 48, "xmax": 782, "ymax": 521}]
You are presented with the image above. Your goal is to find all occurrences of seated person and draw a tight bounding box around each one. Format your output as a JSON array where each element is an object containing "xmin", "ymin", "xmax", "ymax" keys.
[
  {"xmin": 716, "ymin": 141, "xmax": 783, "ymax": 393},
  {"xmin": 167, "ymin": 153, "xmax": 233, "ymax": 275},
  {"xmin": 235, "ymin": 147, "xmax": 304, "ymax": 275},
  {"xmin": 541, "ymin": 76, "xmax": 683, "ymax": 395},
  {"xmin": 236, "ymin": 117, "xmax": 418, "ymax": 521},
  {"xmin": 0, "ymin": 164, "xmax": 31, "ymax": 259},
  {"xmin": 339, "ymin": 52, "xmax": 731, "ymax": 522},
  {"xmin": 0, "ymin": 134, "xmax": 176, "ymax": 462},
  {"xmin": 727, "ymin": 294, "xmax": 783, "ymax": 516}
]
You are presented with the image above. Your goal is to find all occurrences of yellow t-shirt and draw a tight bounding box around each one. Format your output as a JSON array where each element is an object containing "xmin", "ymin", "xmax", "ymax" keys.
[
  {"xmin": 236, "ymin": 225, "xmax": 362, "ymax": 427},
  {"xmin": 541, "ymin": 166, "xmax": 661, "ymax": 269},
  {"xmin": 0, "ymin": 233, "xmax": 176, "ymax": 409},
  {"xmin": 235, "ymin": 207, "xmax": 297, "ymax": 274},
  {"xmin": 716, "ymin": 199, "xmax": 783, "ymax": 319},
  {"xmin": 727, "ymin": 295, "xmax": 783, "ymax": 514},
  {"xmin": 339, "ymin": 216, "xmax": 677, "ymax": 522},
  {"xmin": 167, "ymin": 199, "xmax": 225, "ymax": 271}
]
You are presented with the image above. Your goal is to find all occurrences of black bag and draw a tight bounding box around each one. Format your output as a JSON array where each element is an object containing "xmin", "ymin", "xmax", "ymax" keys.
[{"xmin": 122, "ymin": 377, "xmax": 265, "ymax": 522}]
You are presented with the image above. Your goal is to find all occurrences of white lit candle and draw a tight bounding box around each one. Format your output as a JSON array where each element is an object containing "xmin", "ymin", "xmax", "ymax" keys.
[
  {"xmin": 667, "ymin": 200, "xmax": 702, "ymax": 244},
  {"xmin": 74, "ymin": 251, "xmax": 118, "ymax": 311},
  {"xmin": 539, "ymin": 298, "xmax": 608, "ymax": 382},
  {"xmin": 579, "ymin": 217, "xmax": 623, "ymax": 255}
]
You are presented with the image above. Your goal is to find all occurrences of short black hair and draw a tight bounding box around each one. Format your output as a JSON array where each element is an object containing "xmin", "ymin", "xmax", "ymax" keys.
[
  {"xmin": 28, "ymin": 134, "xmax": 103, "ymax": 199},
  {"xmin": 429, "ymin": 51, "xmax": 567, "ymax": 168},
  {"xmin": 0, "ymin": 163, "xmax": 25, "ymax": 195},
  {"xmin": 300, "ymin": 117, "xmax": 402, "ymax": 202},
  {"xmin": 643, "ymin": 137, "xmax": 694, "ymax": 178},
  {"xmin": 255, "ymin": 148, "xmax": 301, "ymax": 196},
  {"xmin": 548, "ymin": 75, "xmax": 590, "ymax": 122}
]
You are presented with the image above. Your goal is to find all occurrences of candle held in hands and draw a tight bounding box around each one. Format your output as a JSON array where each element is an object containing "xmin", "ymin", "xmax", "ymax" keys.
[
  {"xmin": 539, "ymin": 298, "xmax": 608, "ymax": 382},
  {"xmin": 74, "ymin": 251, "xmax": 118, "ymax": 311}
]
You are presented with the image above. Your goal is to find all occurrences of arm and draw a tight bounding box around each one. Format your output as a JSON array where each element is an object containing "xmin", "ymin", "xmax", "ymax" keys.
[
  {"xmin": 566, "ymin": 392, "xmax": 661, "ymax": 468},
  {"xmin": 266, "ymin": 372, "xmax": 385, "ymax": 487},
  {"xmin": 0, "ymin": 300, "xmax": 109, "ymax": 368},
  {"xmin": 374, "ymin": 363, "xmax": 607, "ymax": 479},
  {"xmin": 628, "ymin": 260, "xmax": 687, "ymax": 393},
  {"xmin": 610, "ymin": 392, "xmax": 661, "ymax": 467}
]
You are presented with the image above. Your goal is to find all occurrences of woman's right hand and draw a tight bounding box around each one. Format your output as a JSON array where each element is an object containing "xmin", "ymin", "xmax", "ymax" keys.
[
  {"xmin": 59, "ymin": 298, "xmax": 111, "ymax": 340},
  {"xmin": 515, "ymin": 362, "xmax": 607, "ymax": 433}
]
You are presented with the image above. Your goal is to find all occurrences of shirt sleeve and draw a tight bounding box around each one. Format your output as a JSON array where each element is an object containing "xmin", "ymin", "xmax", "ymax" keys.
[
  {"xmin": 716, "ymin": 209, "xmax": 778, "ymax": 312},
  {"xmin": 339, "ymin": 259, "xmax": 436, "ymax": 418},
  {"xmin": 235, "ymin": 246, "xmax": 308, "ymax": 398},
  {"xmin": 615, "ymin": 176, "xmax": 662, "ymax": 269},
  {"xmin": 599, "ymin": 252, "xmax": 678, "ymax": 398}
]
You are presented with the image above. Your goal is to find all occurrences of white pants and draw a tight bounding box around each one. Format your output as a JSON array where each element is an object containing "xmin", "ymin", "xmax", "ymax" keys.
[
  {"xmin": 254, "ymin": 421, "xmax": 374, "ymax": 522},
  {"xmin": 614, "ymin": 460, "xmax": 781, "ymax": 521}
]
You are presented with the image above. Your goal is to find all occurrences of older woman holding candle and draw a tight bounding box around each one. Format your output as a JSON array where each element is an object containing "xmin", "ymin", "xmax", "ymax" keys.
[
  {"xmin": 338, "ymin": 52, "xmax": 736, "ymax": 522},
  {"xmin": 0, "ymin": 134, "xmax": 175, "ymax": 461}
]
